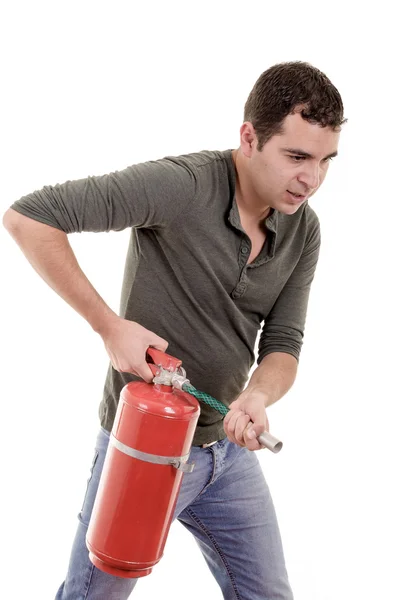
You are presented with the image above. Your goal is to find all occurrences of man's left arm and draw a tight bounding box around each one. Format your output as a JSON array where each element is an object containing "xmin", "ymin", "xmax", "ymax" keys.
[{"xmin": 224, "ymin": 208, "xmax": 321, "ymax": 451}]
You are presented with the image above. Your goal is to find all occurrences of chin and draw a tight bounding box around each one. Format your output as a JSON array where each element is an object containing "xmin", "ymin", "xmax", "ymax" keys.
[{"xmin": 278, "ymin": 203, "xmax": 304, "ymax": 216}]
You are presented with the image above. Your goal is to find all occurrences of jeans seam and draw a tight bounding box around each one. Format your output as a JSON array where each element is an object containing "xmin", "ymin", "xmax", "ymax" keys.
[
  {"xmin": 83, "ymin": 563, "xmax": 96, "ymax": 599},
  {"xmin": 188, "ymin": 447, "xmax": 218, "ymax": 503},
  {"xmin": 185, "ymin": 507, "xmax": 241, "ymax": 600}
]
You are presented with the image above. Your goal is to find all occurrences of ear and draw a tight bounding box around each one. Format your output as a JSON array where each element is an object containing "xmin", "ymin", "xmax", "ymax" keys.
[{"xmin": 239, "ymin": 122, "xmax": 258, "ymax": 158}]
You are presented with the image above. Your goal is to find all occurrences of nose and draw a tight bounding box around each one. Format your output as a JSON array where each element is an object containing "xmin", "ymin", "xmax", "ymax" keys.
[{"xmin": 298, "ymin": 163, "xmax": 320, "ymax": 191}]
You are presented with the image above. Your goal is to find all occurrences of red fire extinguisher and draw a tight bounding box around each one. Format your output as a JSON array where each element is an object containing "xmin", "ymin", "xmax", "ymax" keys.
[{"xmin": 86, "ymin": 348, "xmax": 200, "ymax": 578}]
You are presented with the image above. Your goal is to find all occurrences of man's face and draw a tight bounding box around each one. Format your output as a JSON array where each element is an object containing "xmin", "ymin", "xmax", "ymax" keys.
[{"xmin": 244, "ymin": 112, "xmax": 340, "ymax": 214}]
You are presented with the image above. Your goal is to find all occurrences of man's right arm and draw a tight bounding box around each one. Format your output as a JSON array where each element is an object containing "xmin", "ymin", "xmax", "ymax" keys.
[{"xmin": 3, "ymin": 208, "xmax": 168, "ymax": 381}]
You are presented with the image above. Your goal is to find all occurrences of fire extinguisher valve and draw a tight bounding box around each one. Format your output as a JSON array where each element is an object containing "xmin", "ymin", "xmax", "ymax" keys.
[
  {"xmin": 151, "ymin": 365, "xmax": 189, "ymax": 388},
  {"xmin": 171, "ymin": 371, "xmax": 191, "ymax": 391}
]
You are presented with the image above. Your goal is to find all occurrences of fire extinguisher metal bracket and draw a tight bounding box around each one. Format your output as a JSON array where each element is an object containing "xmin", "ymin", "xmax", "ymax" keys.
[{"xmin": 110, "ymin": 434, "xmax": 195, "ymax": 473}]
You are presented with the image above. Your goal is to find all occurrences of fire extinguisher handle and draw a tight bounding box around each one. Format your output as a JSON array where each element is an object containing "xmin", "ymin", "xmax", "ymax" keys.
[{"xmin": 146, "ymin": 348, "xmax": 182, "ymax": 372}]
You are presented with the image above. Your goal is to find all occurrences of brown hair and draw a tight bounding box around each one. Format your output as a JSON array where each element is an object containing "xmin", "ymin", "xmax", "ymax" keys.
[{"xmin": 244, "ymin": 61, "xmax": 346, "ymax": 150}]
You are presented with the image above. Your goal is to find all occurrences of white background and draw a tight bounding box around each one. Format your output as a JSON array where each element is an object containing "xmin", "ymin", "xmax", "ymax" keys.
[{"xmin": 1, "ymin": 1, "xmax": 399, "ymax": 599}]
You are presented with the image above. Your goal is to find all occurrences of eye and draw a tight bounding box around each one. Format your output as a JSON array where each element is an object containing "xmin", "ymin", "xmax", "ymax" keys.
[{"xmin": 290, "ymin": 155, "xmax": 306, "ymax": 162}]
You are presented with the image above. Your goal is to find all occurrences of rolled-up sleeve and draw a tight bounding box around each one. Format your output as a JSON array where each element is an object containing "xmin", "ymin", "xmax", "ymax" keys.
[
  {"xmin": 258, "ymin": 214, "xmax": 321, "ymax": 363},
  {"xmin": 10, "ymin": 157, "xmax": 197, "ymax": 233}
]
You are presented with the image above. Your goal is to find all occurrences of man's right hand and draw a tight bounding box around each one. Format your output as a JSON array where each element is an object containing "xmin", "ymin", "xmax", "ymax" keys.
[{"xmin": 99, "ymin": 316, "xmax": 169, "ymax": 382}]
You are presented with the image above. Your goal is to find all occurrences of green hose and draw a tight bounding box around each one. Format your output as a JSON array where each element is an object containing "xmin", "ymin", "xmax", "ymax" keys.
[{"xmin": 182, "ymin": 383, "xmax": 229, "ymax": 416}]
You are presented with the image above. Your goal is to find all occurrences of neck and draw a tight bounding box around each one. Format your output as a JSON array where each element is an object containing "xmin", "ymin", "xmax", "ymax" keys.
[{"xmin": 231, "ymin": 149, "xmax": 271, "ymax": 223}]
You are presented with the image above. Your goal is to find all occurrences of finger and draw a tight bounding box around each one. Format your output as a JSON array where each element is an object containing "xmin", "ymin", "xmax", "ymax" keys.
[
  {"xmin": 223, "ymin": 407, "xmax": 239, "ymax": 435},
  {"xmin": 225, "ymin": 411, "xmax": 251, "ymax": 447},
  {"xmin": 135, "ymin": 362, "xmax": 154, "ymax": 382},
  {"xmin": 243, "ymin": 423, "xmax": 263, "ymax": 452},
  {"xmin": 245, "ymin": 406, "xmax": 268, "ymax": 439},
  {"xmin": 224, "ymin": 399, "xmax": 245, "ymax": 425},
  {"xmin": 223, "ymin": 407, "xmax": 235, "ymax": 430},
  {"xmin": 224, "ymin": 410, "xmax": 245, "ymax": 443},
  {"xmin": 139, "ymin": 338, "xmax": 168, "ymax": 381},
  {"xmin": 114, "ymin": 360, "xmax": 153, "ymax": 382},
  {"xmin": 234, "ymin": 413, "xmax": 251, "ymax": 446},
  {"xmin": 120, "ymin": 351, "xmax": 153, "ymax": 382},
  {"xmin": 149, "ymin": 336, "xmax": 169, "ymax": 352}
]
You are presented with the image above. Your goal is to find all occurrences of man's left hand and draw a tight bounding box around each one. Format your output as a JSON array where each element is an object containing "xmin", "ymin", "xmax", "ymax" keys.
[{"xmin": 223, "ymin": 388, "xmax": 269, "ymax": 451}]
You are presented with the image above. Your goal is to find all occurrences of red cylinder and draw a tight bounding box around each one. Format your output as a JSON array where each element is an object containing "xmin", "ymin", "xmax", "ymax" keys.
[{"xmin": 86, "ymin": 381, "xmax": 200, "ymax": 578}]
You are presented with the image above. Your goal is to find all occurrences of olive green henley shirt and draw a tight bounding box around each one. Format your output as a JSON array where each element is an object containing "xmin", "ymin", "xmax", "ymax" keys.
[{"xmin": 11, "ymin": 149, "xmax": 320, "ymax": 445}]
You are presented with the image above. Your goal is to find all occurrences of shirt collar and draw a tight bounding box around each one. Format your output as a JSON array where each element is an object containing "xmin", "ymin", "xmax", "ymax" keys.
[
  {"xmin": 265, "ymin": 208, "xmax": 278, "ymax": 233},
  {"xmin": 224, "ymin": 149, "xmax": 279, "ymax": 235}
]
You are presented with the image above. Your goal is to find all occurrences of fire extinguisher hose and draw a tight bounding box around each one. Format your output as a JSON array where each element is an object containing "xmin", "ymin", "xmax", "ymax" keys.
[
  {"xmin": 182, "ymin": 383, "xmax": 229, "ymax": 416},
  {"xmin": 146, "ymin": 348, "xmax": 282, "ymax": 454},
  {"xmin": 181, "ymin": 382, "xmax": 282, "ymax": 454}
]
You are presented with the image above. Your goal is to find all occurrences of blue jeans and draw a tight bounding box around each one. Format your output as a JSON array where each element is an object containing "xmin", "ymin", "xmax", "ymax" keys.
[{"xmin": 56, "ymin": 428, "xmax": 293, "ymax": 599}]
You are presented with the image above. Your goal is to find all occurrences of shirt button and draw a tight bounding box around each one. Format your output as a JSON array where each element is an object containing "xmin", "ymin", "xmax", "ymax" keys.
[{"xmin": 241, "ymin": 246, "xmax": 249, "ymax": 254}]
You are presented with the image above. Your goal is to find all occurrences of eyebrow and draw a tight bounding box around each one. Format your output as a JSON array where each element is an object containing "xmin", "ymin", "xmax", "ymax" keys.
[{"xmin": 282, "ymin": 147, "xmax": 338, "ymax": 160}]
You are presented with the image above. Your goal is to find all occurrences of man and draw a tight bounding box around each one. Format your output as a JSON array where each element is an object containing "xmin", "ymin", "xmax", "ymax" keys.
[{"xmin": 3, "ymin": 61, "xmax": 345, "ymax": 599}]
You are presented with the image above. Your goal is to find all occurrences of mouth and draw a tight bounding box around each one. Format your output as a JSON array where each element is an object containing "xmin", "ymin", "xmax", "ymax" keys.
[{"xmin": 287, "ymin": 190, "xmax": 307, "ymax": 203}]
